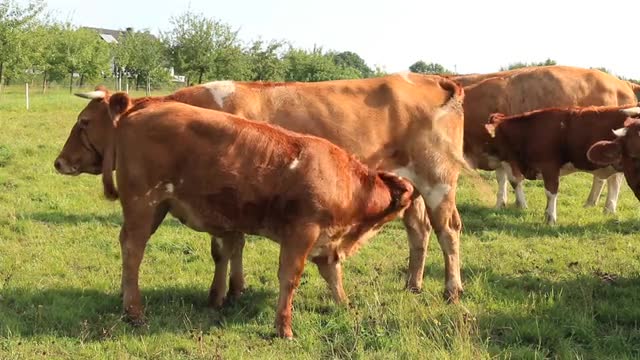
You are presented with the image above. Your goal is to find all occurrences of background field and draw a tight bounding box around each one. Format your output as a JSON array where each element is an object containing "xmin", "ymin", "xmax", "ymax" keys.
[{"xmin": 1, "ymin": 87, "xmax": 639, "ymax": 359}]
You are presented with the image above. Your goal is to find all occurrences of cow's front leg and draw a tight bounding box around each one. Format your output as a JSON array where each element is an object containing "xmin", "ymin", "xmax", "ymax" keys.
[
  {"xmin": 603, "ymin": 173, "xmax": 623, "ymax": 214},
  {"xmin": 584, "ymin": 176, "xmax": 605, "ymax": 208},
  {"xmin": 541, "ymin": 168, "xmax": 560, "ymax": 225},
  {"xmin": 120, "ymin": 203, "xmax": 156, "ymax": 325},
  {"xmin": 275, "ymin": 225, "xmax": 318, "ymax": 339}
]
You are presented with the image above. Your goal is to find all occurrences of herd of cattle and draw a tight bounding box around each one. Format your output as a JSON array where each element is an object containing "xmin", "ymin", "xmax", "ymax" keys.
[{"xmin": 51, "ymin": 65, "xmax": 640, "ymax": 338}]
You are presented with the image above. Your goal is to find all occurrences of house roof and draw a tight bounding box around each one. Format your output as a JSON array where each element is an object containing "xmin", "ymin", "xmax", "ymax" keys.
[{"xmin": 82, "ymin": 27, "xmax": 126, "ymax": 41}]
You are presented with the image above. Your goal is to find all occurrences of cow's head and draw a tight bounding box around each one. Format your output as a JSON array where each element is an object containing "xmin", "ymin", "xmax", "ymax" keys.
[
  {"xmin": 54, "ymin": 86, "xmax": 114, "ymax": 175},
  {"xmin": 588, "ymin": 117, "xmax": 640, "ymax": 200}
]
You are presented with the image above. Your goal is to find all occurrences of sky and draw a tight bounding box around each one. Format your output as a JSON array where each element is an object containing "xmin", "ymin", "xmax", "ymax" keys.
[{"xmin": 40, "ymin": 0, "xmax": 640, "ymax": 78}]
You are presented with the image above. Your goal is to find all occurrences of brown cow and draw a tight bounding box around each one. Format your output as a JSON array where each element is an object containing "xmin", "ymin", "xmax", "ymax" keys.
[
  {"xmin": 588, "ymin": 117, "xmax": 640, "ymax": 200},
  {"xmin": 460, "ymin": 66, "xmax": 637, "ymax": 211},
  {"xmin": 485, "ymin": 105, "xmax": 640, "ymax": 224},
  {"xmin": 101, "ymin": 93, "xmax": 413, "ymax": 338},
  {"xmin": 55, "ymin": 73, "xmax": 467, "ymax": 302}
]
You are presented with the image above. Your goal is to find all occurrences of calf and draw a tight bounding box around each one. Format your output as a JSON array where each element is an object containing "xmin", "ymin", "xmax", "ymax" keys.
[
  {"xmin": 588, "ymin": 118, "xmax": 640, "ymax": 200},
  {"xmin": 485, "ymin": 105, "xmax": 640, "ymax": 224},
  {"xmin": 102, "ymin": 93, "xmax": 413, "ymax": 339}
]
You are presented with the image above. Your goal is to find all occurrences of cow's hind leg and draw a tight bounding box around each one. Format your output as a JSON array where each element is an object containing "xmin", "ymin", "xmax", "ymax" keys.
[
  {"xmin": 584, "ymin": 175, "xmax": 605, "ymax": 208},
  {"xmin": 503, "ymin": 163, "xmax": 527, "ymax": 209},
  {"xmin": 312, "ymin": 256, "xmax": 347, "ymax": 304},
  {"xmin": 402, "ymin": 196, "xmax": 431, "ymax": 292},
  {"xmin": 424, "ymin": 186, "xmax": 463, "ymax": 303},
  {"xmin": 227, "ymin": 232, "xmax": 246, "ymax": 301},
  {"xmin": 119, "ymin": 201, "xmax": 157, "ymax": 325},
  {"xmin": 603, "ymin": 173, "xmax": 623, "ymax": 214},
  {"xmin": 208, "ymin": 232, "xmax": 243, "ymax": 308}
]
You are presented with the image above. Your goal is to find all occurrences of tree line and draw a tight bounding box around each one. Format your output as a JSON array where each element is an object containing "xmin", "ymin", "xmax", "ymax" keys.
[{"xmin": 1, "ymin": 0, "xmax": 637, "ymax": 94}]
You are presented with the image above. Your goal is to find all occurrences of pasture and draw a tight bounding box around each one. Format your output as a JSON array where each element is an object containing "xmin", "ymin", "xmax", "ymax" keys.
[{"xmin": 1, "ymin": 87, "xmax": 640, "ymax": 359}]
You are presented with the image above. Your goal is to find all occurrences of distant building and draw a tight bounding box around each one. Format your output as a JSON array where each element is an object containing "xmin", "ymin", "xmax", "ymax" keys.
[{"xmin": 81, "ymin": 26, "xmax": 185, "ymax": 84}]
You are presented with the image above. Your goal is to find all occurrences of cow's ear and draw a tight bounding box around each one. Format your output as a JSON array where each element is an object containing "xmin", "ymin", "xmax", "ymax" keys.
[
  {"xmin": 108, "ymin": 92, "xmax": 132, "ymax": 125},
  {"xmin": 587, "ymin": 140, "xmax": 622, "ymax": 165},
  {"xmin": 485, "ymin": 123, "xmax": 496, "ymax": 138}
]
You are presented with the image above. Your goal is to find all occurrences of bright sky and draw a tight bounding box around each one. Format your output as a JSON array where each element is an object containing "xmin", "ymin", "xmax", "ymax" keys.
[{"xmin": 42, "ymin": 0, "xmax": 640, "ymax": 78}]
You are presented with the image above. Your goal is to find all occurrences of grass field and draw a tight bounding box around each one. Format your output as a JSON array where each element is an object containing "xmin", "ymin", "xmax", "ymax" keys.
[{"xmin": 1, "ymin": 86, "xmax": 640, "ymax": 359}]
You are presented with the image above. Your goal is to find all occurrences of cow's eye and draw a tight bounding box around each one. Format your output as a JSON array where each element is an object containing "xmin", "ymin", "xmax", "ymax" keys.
[{"xmin": 78, "ymin": 118, "xmax": 89, "ymax": 128}]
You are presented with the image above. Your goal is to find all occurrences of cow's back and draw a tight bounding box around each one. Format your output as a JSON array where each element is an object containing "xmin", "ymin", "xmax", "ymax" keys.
[{"xmin": 215, "ymin": 74, "xmax": 461, "ymax": 168}]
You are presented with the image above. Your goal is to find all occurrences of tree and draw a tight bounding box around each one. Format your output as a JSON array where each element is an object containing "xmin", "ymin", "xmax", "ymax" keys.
[
  {"xmin": 500, "ymin": 58, "xmax": 556, "ymax": 71},
  {"xmin": 164, "ymin": 11, "xmax": 248, "ymax": 84},
  {"xmin": 409, "ymin": 60, "xmax": 452, "ymax": 75},
  {"xmin": 283, "ymin": 47, "xmax": 361, "ymax": 82},
  {"xmin": 115, "ymin": 29, "xmax": 169, "ymax": 92},
  {"xmin": 50, "ymin": 25, "xmax": 111, "ymax": 93},
  {"xmin": 0, "ymin": 0, "xmax": 45, "ymax": 91},
  {"xmin": 332, "ymin": 51, "xmax": 372, "ymax": 78},
  {"xmin": 245, "ymin": 39, "xmax": 287, "ymax": 81}
]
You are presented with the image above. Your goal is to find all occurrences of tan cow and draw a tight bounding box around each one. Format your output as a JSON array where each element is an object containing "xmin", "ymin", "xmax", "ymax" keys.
[
  {"xmin": 101, "ymin": 93, "xmax": 413, "ymax": 338},
  {"xmin": 55, "ymin": 73, "xmax": 466, "ymax": 302},
  {"xmin": 485, "ymin": 105, "xmax": 640, "ymax": 224},
  {"xmin": 459, "ymin": 66, "xmax": 637, "ymax": 211},
  {"xmin": 588, "ymin": 116, "xmax": 640, "ymax": 200}
]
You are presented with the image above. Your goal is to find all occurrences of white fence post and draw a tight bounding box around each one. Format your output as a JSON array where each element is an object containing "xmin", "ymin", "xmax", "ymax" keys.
[{"xmin": 25, "ymin": 83, "xmax": 29, "ymax": 110}]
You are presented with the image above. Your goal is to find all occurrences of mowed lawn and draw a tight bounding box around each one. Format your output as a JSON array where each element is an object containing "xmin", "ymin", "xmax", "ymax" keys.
[{"xmin": 1, "ymin": 86, "xmax": 640, "ymax": 359}]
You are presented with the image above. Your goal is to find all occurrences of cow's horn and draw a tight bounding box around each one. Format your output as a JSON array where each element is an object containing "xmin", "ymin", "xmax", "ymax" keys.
[
  {"xmin": 620, "ymin": 107, "xmax": 640, "ymax": 117},
  {"xmin": 74, "ymin": 90, "xmax": 106, "ymax": 100}
]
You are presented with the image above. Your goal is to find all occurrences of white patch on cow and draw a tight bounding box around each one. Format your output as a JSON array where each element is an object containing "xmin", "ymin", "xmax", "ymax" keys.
[
  {"xmin": 203, "ymin": 80, "xmax": 235, "ymax": 108},
  {"xmin": 179, "ymin": 178, "xmax": 184, "ymax": 185},
  {"xmin": 422, "ymin": 183, "xmax": 452, "ymax": 210},
  {"xmin": 545, "ymin": 190, "xmax": 558, "ymax": 225},
  {"xmin": 165, "ymin": 183, "xmax": 174, "ymax": 194},
  {"xmin": 613, "ymin": 127, "xmax": 628, "ymax": 137},
  {"xmin": 215, "ymin": 237, "xmax": 223, "ymax": 249},
  {"xmin": 620, "ymin": 107, "xmax": 640, "ymax": 117},
  {"xmin": 397, "ymin": 71, "xmax": 415, "ymax": 84},
  {"xmin": 288, "ymin": 158, "xmax": 300, "ymax": 170},
  {"xmin": 391, "ymin": 165, "xmax": 417, "ymax": 182}
]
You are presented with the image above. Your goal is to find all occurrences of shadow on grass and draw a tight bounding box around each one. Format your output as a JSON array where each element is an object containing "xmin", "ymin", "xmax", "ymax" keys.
[
  {"xmin": 458, "ymin": 203, "xmax": 640, "ymax": 240},
  {"xmin": 459, "ymin": 264, "xmax": 640, "ymax": 357},
  {"xmin": 0, "ymin": 285, "xmax": 278, "ymax": 339}
]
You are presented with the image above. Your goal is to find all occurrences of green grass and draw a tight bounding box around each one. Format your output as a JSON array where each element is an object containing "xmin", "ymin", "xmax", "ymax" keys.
[{"xmin": 2, "ymin": 86, "xmax": 640, "ymax": 359}]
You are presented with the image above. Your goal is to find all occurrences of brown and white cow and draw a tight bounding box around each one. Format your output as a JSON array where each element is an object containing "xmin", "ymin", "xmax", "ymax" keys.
[
  {"xmin": 55, "ymin": 73, "xmax": 467, "ymax": 301},
  {"xmin": 588, "ymin": 117, "xmax": 640, "ymax": 200},
  {"xmin": 485, "ymin": 105, "xmax": 640, "ymax": 224},
  {"xmin": 458, "ymin": 66, "xmax": 637, "ymax": 211},
  {"xmin": 101, "ymin": 93, "xmax": 413, "ymax": 338}
]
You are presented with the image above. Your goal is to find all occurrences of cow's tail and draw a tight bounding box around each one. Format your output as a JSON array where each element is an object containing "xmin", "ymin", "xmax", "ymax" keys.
[
  {"xmin": 102, "ymin": 92, "xmax": 132, "ymax": 201},
  {"xmin": 437, "ymin": 78, "xmax": 472, "ymax": 172}
]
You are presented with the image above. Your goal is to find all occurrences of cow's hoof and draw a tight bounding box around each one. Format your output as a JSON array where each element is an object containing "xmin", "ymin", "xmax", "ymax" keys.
[
  {"xmin": 276, "ymin": 327, "xmax": 294, "ymax": 340},
  {"xmin": 603, "ymin": 207, "xmax": 616, "ymax": 215},
  {"xmin": 124, "ymin": 313, "xmax": 146, "ymax": 327},
  {"xmin": 516, "ymin": 201, "xmax": 528, "ymax": 209},
  {"xmin": 545, "ymin": 214, "xmax": 556, "ymax": 225},
  {"xmin": 495, "ymin": 201, "xmax": 506, "ymax": 209},
  {"xmin": 444, "ymin": 286, "xmax": 463, "ymax": 304},
  {"xmin": 207, "ymin": 290, "xmax": 226, "ymax": 309}
]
